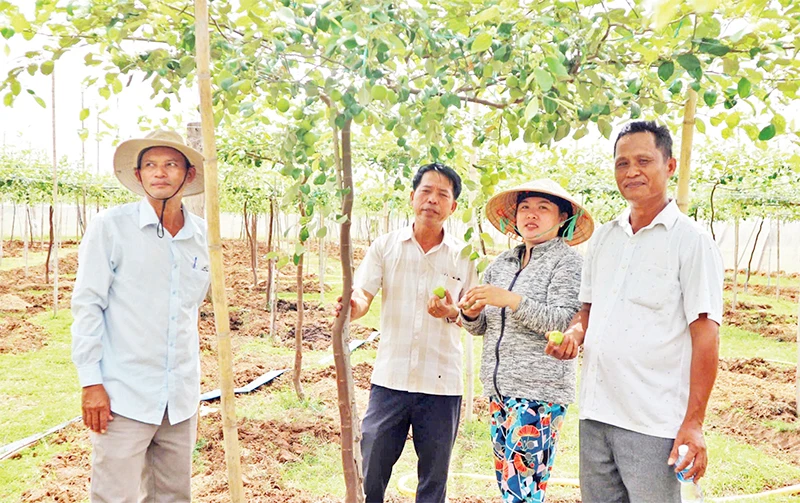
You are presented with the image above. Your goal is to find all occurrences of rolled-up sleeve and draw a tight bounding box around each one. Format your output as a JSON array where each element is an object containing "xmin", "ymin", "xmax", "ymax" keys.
[
  {"xmin": 680, "ymin": 231, "xmax": 724, "ymax": 326},
  {"xmin": 354, "ymin": 236, "xmax": 384, "ymax": 296},
  {"xmin": 511, "ymin": 253, "xmax": 582, "ymax": 335},
  {"xmin": 71, "ymin": 215, "xmax": 114, "ymax": 387},
  {"xmin": 578, "ymin": 233, "xmax": 596, "ymax": 304}
]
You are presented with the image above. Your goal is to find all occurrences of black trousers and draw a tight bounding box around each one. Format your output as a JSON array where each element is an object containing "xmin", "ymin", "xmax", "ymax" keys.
[{"xmin": 361, "ymin": 384, "xmax": 462, "ymax": 503}]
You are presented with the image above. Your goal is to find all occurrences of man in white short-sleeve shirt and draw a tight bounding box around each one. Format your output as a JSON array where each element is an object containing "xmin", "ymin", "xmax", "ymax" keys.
[
  {"xmin": 546, "ymin": 121, "xmax": 723, "ymax": 503},
  {"xmin": 335, "ymin": 162, "xmax": 477, "ymax": 503}
]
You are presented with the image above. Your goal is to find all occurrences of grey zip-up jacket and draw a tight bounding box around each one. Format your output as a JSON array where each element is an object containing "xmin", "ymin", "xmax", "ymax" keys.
[{"xmin": 461, "ymin": 238, "xmax": 582, "ymax": 405}]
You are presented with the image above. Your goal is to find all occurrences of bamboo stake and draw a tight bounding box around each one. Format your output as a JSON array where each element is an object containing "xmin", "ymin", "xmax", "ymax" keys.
[
  {"xmin": 676, "ymin": 90, "xmax": 697, "ymax": 214},
  {"xmin": 194, "ymin": 1, "xmax": 244, "ymax": 501}
]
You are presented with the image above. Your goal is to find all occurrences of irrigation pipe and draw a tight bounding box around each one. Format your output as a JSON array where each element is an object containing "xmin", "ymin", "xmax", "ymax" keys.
[
  {"xmin": 1, "ymin": 333, "xmax": 379, "ymax": 461},
  {"xmin": 397, "ymin": 472, "xmax": 800, "ymax": 501},
  {"xmin": 396, "ymin": 472, "xmax": 579, "ymax": 497}
]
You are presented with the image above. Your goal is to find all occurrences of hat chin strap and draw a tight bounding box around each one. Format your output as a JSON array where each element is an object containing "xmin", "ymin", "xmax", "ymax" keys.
[{"xmin": 138, "ymin": 169, "xmax": 190, "ymax": 239}]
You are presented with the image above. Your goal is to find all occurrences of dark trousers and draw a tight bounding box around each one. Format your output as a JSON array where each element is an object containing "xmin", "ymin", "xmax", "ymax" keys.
[{"xmin": 361, "ymin": 384, "xmax": 462, "ymax": 503}]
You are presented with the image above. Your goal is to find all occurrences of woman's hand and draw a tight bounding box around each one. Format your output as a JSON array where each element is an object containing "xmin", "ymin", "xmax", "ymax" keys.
[{"xmin": 460, "ymin": 285, "xmax": 522, "ymax": 312}]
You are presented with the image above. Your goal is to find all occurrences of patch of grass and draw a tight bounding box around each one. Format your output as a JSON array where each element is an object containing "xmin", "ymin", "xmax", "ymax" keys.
[
  {"xmin": 0, "ymin": 440, "xmax": 73, "ymax": 501},
  {"xmin": 704, "ymin": 431, "xmax": 800, "ymax": 501},
  {"xmin": 0, "ymin": 249, "xmax": 77, "ymax": 272},
  {"xmin": 0, "ymin": 309, "xmax": 80, "ymax": 445},
  {"xmin": 762, "ymin": 420, "xmax": 800, "ymax": 433},
  {"xmin": 725, "ymin": 290, "xmax": 799, "ymax": 317},
  {"xmin": 720, "ymin": 324, "xmax": 797, "ymax": 364},
  {"xmin": 281, "ymin": 441, "xmax": 346, "ymax": 498},
  {"xmin": 726, "ymin": 272, "xmax": 800, "ymax": 289}
]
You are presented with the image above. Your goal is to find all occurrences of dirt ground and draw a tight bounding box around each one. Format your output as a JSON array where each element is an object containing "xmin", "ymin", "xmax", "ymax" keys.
[{"xmin": 4, "ymin": 239, "xmax": 800, "ymax": 502}]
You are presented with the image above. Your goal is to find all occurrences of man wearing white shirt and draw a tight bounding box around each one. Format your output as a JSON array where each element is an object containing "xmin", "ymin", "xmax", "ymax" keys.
[
  {"xmin": 335, "ymin": 163, "xmax": 478, "ymax": 503},
  {"xmin": 546, "ymin": 121, "xmax": 723, "ymax": 502},
  {"xmin": 71, "ymin": 129, "xmax": 209, "ymax": 502}
]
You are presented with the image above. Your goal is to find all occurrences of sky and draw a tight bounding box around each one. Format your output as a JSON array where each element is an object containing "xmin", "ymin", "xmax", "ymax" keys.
[{"xmin": 1, "ymin": 29, "xmax": 199, "ymax": 174}]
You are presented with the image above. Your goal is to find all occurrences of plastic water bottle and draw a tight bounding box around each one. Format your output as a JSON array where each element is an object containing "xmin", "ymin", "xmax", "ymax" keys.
[{"xmin": 675, "ymin": 444, "xmax": 704, "ymax": 502}]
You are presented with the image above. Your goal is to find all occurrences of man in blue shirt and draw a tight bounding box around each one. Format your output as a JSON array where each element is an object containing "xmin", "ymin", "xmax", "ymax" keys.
[{"xmin": 71, "ymin": 129, "xmax": 210, "ymax": 502}]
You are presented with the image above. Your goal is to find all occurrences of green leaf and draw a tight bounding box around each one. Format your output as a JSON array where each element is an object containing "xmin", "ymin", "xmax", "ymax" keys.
[
  {"xmin": 299, "ymin": 226, "xmax": 310, "ymax": 242},
  {"xmin": 534, "ymin": 69, "xmax": 553, "ymax": 92},
  {"xmin": 523, "ymin": 98, "xmax": 539, "ymax": 122},
  {"xmin": 79, "ymin": 108, "xmax": 90, "ymax": 121},
  {"xmin": 676, "ymin": 54, "xmax": 701, "ymax": 72},
  {"xmin": 34, "ymin": 96, "xmax": 46, "ymax": 108},
  {"xmin": 0, "ymin": 28, "xmax": 14, "ymax": 39},
  {"xmin": 657, "ymin": 61, "xmax": 674, "ymax": 82},
  {"xmin": 758, "ymin": 124, "xmax": 776, "ymax": 141},
  {"xmin": 335, "ymin": 214, "xmax": 348, "ymax": 224},
  {"xmin": 40, "ymin": 60, "xmax": 54, "ymax": 75},
  {"xmin": 703, "ymin": 89, "xmax": 717, "ymax": 107},
  {"xmin": 695, "ymin": 117, "xmax": 706, "ymax": 134},
  {"xmin": 544, "ymin": 56, "xmax": 568, "ymax": 77},
  {"xmin": 461, "ymin": 207, "xmax": 473, "ymax": 224},
  {"xmin": 471, "ymin": 33, "xmax": 493, "ymax": 53},
  {"xmin": 698, "ymin": 38, "xmax": 730, "ymax": 57},
  {"xmin": 3, "ymin": 93, "xmax": 12, "ymax": 107},
  {"xmin": 737, "ymin": 78, "xmax": 751, "ymax": 98}
]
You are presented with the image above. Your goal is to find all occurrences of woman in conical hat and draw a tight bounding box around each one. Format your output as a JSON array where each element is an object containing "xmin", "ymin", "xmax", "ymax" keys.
[{"xmin": 459, "ymin": 178, "xmax": 593, "ymax": 503}]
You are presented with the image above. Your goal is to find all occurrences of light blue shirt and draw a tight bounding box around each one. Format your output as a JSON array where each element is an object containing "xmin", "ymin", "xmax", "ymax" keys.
[{"xmin": 71, "ymin": 200, "xmax": 210, "ymax": 426}]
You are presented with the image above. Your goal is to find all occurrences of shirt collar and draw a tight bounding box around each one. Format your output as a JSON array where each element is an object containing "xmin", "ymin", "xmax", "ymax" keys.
[
  {"xmin": 137, "ymin": 199, "xmax": 195, "ymax": 239},
  {"xmin": 615, "ymin": 199, "xmax": 679, "ymax": 234},
  {"xmin": 403, "ymin": 224, "xmax": 458, "ymax": 252}
]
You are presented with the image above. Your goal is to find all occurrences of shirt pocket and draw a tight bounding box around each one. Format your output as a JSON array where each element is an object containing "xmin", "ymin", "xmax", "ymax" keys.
[
  {"xmin": 184, "ymin": 268, "xmax": 211, "ymax": 306},
  {"xmin": 626, "ymin": 264, "xmax": 678, "ymax": 311}
]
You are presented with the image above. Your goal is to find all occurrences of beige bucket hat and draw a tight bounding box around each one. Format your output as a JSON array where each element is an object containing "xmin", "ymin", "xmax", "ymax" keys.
[
  {"xmin": 485, "ymin": 178, "xmax": 594, "ymax": 246},
  {"xmin": 113, "ymin": 129, "xmax": 205, "ymax": 197}
]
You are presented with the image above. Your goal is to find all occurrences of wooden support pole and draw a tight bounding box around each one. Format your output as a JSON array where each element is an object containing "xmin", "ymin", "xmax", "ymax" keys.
[
  {"xmin": 194, "ymin": 1, "xmax": 245, "ymax": 501},
  {"xmin": 676, "ymin": 90, "xmax": 697, "ymax": 215}
]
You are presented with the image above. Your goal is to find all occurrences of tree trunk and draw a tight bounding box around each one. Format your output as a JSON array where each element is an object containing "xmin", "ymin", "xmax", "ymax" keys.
[
  {"xmin": 10, "ymin": 202, "xmax": 16, "ymax": 244},
  {"xmin": 744, "ymin": 219, "xmax": 764, "ymax": 294},
  {"xmin": 477, "ymin": 219, "xmax": 488, "ymax": 255},
  {"xmin": 776, "ymin": 220, "xmax": 781, "ymax": 299},
  {"xmin": 319, "ymin": 211, "xmax": 326, "ymax": 303},
  {"xmin": 328, "ymin": 116, "xmax": 364, "ymax": 503},
  {"xmin": 45, "ymin": 206, "xmax": 54, "ymax": 284},
  {"xmin": 732, "ymin": 219, "xmax": 739, "ymax": 311},
  {"xmin": 265, "ymin": 198, "xmax": 275, "ymax": 310},
  {"xmin": 243, "ymin": 201, "xmax": 258, "ymax": 287},
  {"xmin": 709, "ymin": 181, "xmax": 719, "ymax": 241},
  {"xmin": 0, "ymin": 201, "xmax": 4, "ymax": 268},
  {"xmin": 23, "ymin": 204, "xmax": 29, "ymax": 278},
  {"xmin": 293, "ymin": 251, "xmax": 305, "ymax": 400},
  {"xmin": 194, "ymin": 2, "xmax": 245, "ymax": 500}
]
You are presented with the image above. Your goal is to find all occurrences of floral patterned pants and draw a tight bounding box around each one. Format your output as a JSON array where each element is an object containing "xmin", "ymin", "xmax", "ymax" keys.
[{"xmin": 490, "ymin": 397, "xmax": 568, "ymax": 503}]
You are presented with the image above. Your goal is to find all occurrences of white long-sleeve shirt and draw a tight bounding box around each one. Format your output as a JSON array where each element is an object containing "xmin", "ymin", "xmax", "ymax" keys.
[{"xmin": 71, "ymin": 200, "xmax": 210, "ymax": 426}]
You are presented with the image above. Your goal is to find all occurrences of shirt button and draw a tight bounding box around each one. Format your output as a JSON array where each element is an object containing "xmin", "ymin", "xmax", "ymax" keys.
[
  {"xmin": 171, "ymin": 316, "xmax": 176, "ymax": 321},
  {"xmin": 173, "ymin": 264, "xmax": 178, "ymax": 270}
]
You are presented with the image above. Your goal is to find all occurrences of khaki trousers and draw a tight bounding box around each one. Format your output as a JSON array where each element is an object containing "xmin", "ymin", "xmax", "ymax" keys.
[{"xmin": 89, "ymin": 410, "xmax": 197, "ymax": 503}]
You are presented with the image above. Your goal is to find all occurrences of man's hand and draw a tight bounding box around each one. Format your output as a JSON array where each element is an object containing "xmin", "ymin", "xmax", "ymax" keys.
[
  {"xmin": 82, "ymin": 384, "xmax": 113, "ymax": 434},
  {"xmin": 668, "ymin": 422, "xmax": 707, "ymax": 481},
  {"xmin": 544, "ymin": 330, "xmax": 581, "ymax": 360},
  {"xmin": 334, "ymin": 288, "xmax": 373, "ymax": 322},
  {"xmin": 427, "ymin": 290, "xmax": 458, "ymax": 320},
  {"xmin": 460, "ymin": 285, "xmax": 521, "ymax": 312}
]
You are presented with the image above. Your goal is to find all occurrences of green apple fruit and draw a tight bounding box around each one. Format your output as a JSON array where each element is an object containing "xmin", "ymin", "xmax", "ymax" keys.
[{"xmin": 433, "ymin": 286, "xmax": 446, "ymax": 299}]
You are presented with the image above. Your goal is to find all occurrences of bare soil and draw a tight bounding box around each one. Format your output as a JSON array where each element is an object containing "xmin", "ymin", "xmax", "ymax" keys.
[{"xmin": 5, "ymin": 239, "xmax": 800, "ymax": 502}]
